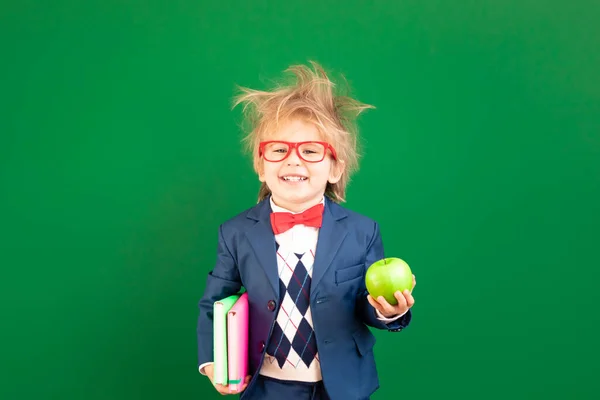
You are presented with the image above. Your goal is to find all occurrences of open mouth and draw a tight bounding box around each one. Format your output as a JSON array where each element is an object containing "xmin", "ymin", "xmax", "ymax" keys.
[{"xmin": 281, "ymin": 175, "xmax": 308, "ymax": 182}]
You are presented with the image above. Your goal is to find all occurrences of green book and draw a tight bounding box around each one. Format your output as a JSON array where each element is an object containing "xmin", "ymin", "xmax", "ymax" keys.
[{"xmin": 213, "ymin": 294, "xmax": 240, "ymax": 385}]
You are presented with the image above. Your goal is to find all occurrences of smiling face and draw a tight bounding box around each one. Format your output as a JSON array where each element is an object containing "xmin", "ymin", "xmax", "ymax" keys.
[{"xmin": 258, "ymin": 118, "xmax": 344, "ymax": 212}]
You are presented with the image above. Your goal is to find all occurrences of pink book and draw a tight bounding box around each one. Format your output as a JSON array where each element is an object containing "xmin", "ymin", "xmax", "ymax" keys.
[{"xmin": 227, "ymin": 292, "xmax": 249, "ymax": 392}]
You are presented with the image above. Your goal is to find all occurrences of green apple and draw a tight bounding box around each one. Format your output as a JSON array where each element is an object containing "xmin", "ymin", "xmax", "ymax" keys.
[{"xmin": 365, "ymin": 257, "xmax": 413, "ymax": 305}]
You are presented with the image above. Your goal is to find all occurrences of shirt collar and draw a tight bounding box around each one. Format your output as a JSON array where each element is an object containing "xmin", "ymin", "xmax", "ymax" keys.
[{"xmin": 269, "ymin": 195, "xmax": 325, "ymax": 214}]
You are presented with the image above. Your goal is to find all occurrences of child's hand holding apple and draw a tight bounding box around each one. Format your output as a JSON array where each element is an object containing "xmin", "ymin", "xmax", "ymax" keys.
[{"xmin": 365, "ymin": 258, "xmax": 416, "ymax": 318}]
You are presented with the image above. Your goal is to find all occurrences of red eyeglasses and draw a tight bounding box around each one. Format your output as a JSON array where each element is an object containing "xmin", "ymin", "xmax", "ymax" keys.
[{"xmin": 258, "ymin": 141, "xmax": 338, "ymax": 163}]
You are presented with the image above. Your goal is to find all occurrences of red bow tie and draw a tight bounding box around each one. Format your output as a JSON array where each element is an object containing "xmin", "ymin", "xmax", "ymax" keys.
[{"xmin": 270, "ymin": 203, "xmax": 324, "ymax": 235}]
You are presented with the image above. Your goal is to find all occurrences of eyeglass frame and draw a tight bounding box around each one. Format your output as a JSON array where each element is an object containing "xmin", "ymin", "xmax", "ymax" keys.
[{"xmin": 258, "ymin": 140, "xmax": 338, "ymax": 163}]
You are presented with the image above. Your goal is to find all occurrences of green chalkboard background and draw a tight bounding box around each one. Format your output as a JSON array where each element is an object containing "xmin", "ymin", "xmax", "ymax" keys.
[{"xmin": 2, "ymin": 1, "xmax": 599, "ymax": 399}]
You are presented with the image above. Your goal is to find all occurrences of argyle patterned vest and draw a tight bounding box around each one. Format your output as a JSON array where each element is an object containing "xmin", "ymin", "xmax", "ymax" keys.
[{"xmin": 265, "ymin": 242, "xmax": 319, "ymax": 369}]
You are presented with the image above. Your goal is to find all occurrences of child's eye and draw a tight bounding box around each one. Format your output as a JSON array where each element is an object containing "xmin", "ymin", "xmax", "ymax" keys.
[{"xmin": 273, "ymin": 148, "xmax": 288, "ymax": 153}]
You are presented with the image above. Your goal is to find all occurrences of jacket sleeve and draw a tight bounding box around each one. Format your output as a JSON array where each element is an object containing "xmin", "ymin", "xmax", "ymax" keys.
[
  {"xmin": 196, "ymin": 224, "xmax": 243, "ymax": 368},
  {"xmin": 355, "ymin": 221, "xmax": 412, "ymax": 331}
]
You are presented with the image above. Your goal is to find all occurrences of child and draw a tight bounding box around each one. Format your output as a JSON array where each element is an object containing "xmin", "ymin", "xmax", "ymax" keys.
[{"xmin": 196, "ymin": 61, "xmax": 416, "ymax": 400}]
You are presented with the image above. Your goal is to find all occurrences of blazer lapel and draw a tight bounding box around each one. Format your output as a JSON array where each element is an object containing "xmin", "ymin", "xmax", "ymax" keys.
[
  {"xmin": 311, "ymin": 197, "xmax": 348, "ymax": 294},
  {"xmin": 245, "ymin": 196, "xmax": 349, "ymax": 299},
  {"xmin": 246, "ymin": 198, "xmax": 279, "ymax": 297}
]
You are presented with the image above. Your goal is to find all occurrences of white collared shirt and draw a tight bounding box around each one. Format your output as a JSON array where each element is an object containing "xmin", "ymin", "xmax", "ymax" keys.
[{"xmin": 269, "ymin": 196, "xmax": 323, "ymax": 253}]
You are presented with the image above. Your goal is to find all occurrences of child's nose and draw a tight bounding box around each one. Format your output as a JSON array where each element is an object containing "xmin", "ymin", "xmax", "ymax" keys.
[{"xmin": 286, "ymin": 149, "xmax": 302, "ymax": 165}]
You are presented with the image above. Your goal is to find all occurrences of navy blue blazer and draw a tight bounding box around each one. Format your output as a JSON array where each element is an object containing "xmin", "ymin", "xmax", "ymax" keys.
[{"xmin": 197, "ymin": 196, "xmax": 412, "ymax": 399}]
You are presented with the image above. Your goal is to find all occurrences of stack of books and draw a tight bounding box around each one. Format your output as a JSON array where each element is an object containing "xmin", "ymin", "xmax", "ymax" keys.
[{"xmin": 212, "ymin": 291, "xmax": 249, "ymax": 392}]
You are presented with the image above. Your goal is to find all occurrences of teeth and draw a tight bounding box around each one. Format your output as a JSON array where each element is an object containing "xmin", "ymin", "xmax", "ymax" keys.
[{"xmin": 282, "ymin": 176, "xmax": 307, "ymax": 181}]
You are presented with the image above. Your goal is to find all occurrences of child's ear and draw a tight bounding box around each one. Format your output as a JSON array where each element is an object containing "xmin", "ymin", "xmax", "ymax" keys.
[
  {"xmin": 328, "ymin": 160, "xmax": 345, "ymax": 184},
  {"xmin": 257, "ymin": 164, "xmax": 266, "ymax": 182}
]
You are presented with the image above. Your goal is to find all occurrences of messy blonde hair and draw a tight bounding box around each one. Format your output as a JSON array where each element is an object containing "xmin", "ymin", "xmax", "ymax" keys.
[{"xmin": 233, "ymin": 61, "xmax": 374, "ymax": 203}]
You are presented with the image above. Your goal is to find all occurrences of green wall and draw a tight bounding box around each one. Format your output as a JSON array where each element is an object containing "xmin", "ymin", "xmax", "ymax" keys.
[{"xmin": 2, "ymin": 1, "xmax": 599, "ymax": 399}]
